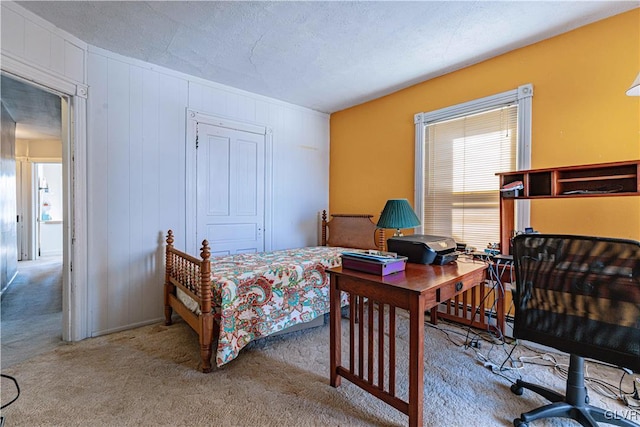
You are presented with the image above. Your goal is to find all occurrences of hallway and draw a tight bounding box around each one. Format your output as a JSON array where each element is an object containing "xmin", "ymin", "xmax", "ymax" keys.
[{"xmin": 1, "ymin": 257, "xmax": 63, "ymax": 369}]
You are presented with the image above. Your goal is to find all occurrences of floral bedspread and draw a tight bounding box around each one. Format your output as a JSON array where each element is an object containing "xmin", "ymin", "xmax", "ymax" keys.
[{"xmin": 209, "ymin": 246, "xmax": 347, "ymax": 367}]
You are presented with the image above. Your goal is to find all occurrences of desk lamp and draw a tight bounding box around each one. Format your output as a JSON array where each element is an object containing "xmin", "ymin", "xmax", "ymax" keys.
[{"xmin": 376, "ymin": 199, "xmax": 421, "ymax": 237}]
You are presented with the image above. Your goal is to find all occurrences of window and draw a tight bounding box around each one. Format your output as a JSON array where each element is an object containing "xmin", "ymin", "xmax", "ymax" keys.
[{"xmin": 414, "ymin": 85, "xmax": 533, "ymax": 251}]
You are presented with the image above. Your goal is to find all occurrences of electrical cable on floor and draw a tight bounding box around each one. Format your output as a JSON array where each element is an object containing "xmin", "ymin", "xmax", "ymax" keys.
[
  {"xmin": 506, "ymin": 344, "xmax": 640, "ymax": 411},
  {"xmin": 428, "ymin": 313, "xmax": 524, "ymax": 384},
  {"xmin": 0, "ymin": 373, "xmax": 20, "ymax": 426},
  {"xmin": 0, "ymin": 374, "xmax": 20, "ymax": 410},
  {"xmin": 455, "ymin": 255, "xmax": 508, "ymax": 345},
  {"xmin": 429, "ymin": 254, "xmax": 639, "ymax": 415},
  {"xmin": 429, "ymin": 307, "xmax": 638, "ymax": 415},
  {"xmin": 485, "ymin": 260, "xmax": 525, "ymax": 373},
  {"xmin": 456, "ymin": 256, "xmax": 519, "ymax": 373},
  {"xmin": 452, "ymin": 255, "xmax": 640, "ymax": 416},
  {"xmin": 430, "ymin": 256, "xmax": 514, "ymax": 369}
]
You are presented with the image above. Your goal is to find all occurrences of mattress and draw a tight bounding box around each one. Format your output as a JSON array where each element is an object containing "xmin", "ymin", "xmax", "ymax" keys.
[{"xmin": 177, "ymin": 246, "xmax": 349, "ymax": 366}]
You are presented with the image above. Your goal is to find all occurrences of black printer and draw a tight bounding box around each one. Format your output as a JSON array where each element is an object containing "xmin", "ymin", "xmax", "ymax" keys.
[{"xmin": 386, "ymin": 235, "xmax": 458, "ymax": 265}]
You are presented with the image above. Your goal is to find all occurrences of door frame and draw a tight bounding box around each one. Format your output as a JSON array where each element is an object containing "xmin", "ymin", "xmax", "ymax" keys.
[
  {"xmin": 15, "ymin": 160, "xmax": 33, "ymax": 261},
  {"xmin": 1, "ymin": 57, "xmax": 89, "ymax": 342},
  {"xmin": 33, "ymin": 161, "xmax": 64, "ymax": 258},
  {"xmin": 185, "ymin": 109, "xmax": 273, "ymax": 255}
]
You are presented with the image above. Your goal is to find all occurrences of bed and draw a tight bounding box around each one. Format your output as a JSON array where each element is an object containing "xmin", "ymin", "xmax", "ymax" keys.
[{"xmin": 164, "ymin": 211, "xmax": 384, "ymax": 372}]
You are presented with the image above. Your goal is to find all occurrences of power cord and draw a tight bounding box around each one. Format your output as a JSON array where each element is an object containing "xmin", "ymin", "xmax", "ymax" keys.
[
  {"xmin": 458, "ymin": 255, "xmax": 510, "ymax": 346},
  {"xmin": 442, "ymin": 256, "xmax": 639, "ymax": 416},
  {"xmin": 505, "ymin": 346, "xmax": 640, "ymax": 412},
  {"xmin": 429, "ymin": 255, "xmax": 520, "ymax": 375},
  {"xmin": 0, "ymin": 374, "xmax": 20, "ymax": 409},
  {"xmin": 0, "ymin": 373, "xmax": 20, "ymax": 426}
]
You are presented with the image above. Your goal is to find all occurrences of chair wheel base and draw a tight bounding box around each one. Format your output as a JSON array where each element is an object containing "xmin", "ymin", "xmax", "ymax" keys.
[
  {"xmin": 510, "ymin": 383, "xmax": 524, "ymax": 396},
  {"xmin": 513, "ymin": 418, "xmax": 528, "ymax": 427}
]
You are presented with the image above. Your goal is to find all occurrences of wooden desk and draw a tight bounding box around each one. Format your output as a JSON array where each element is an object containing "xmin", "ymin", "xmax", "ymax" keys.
[{"xmin": 328, "ymin": 261, "xmax": 487, "ymax": 427}]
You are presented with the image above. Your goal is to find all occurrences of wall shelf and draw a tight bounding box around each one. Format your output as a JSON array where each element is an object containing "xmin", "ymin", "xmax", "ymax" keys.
[{"xmin": 496, "ymin": 160, "xmax": 640, "ymax": 253}]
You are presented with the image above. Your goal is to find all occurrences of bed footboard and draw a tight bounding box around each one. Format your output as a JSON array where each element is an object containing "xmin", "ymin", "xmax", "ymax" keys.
[{"xmin": 164, "ymin": 230, "xmax": 216, "ymax": 373}]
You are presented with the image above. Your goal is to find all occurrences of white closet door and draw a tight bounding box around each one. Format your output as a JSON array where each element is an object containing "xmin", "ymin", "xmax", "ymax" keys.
[{"xmin": 196, "ymin": 123, "xmax": 265, "ymax": 256}]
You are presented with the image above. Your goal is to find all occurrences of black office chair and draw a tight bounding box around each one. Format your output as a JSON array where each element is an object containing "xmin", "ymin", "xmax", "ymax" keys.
[{"xmin": 510, "ymin": 234, "xmax": 640, "ymax": 427}]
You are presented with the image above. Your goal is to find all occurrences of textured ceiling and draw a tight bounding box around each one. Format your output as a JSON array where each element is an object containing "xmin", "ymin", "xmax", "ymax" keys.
[
  {"xmin": 1, "ymin": 75, "xmax": 61, "ymax": 140},
  {"xmin": 12, "ymin": 1, "xmax": 640, "ymax": 115}
]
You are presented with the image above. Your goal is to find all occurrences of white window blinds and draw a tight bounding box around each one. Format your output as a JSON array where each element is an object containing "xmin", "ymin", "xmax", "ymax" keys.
[{"xmin": 422, "ymin": 105, "xmax": 517, "ymax": 250}]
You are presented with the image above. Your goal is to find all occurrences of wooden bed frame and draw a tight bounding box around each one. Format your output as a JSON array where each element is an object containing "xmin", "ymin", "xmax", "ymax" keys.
[
  {"xmin": 320, "ymin": 211, "xmax": 385, "ymax": 250},
  {"xmin": 164, "ymin": 231, "xmax": 215, "ymax": 371},
  {"xmin": 164, "ymin": 211, "xmax": 383, "ymax": 372},
  {"xmin": 165, "ymin": 211, "xmax": 503, "ymax": 371}
]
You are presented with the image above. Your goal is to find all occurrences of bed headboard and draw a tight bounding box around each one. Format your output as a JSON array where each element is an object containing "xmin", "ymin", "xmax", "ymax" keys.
[{"xmin": 321, "ymin": 211, "xmax": 385, "ymax": 250}]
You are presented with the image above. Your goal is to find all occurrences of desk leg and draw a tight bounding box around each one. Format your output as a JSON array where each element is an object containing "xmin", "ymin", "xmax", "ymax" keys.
[
  {"xmin": 329, "ymin": 274, "xmax": 341, "ymax": 387},
  {"xmin": 496, "ymin": 283, "xmax": 506, "ymax": 337},
  {"xmin": 408, "ymin": 295, "xmax": 425, "ymax": 427}
]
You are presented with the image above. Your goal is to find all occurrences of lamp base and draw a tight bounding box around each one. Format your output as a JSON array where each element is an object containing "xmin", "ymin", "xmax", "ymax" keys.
[{"xmin": 393, "ymin": 229, "xmax": 404, "ymax": 237}]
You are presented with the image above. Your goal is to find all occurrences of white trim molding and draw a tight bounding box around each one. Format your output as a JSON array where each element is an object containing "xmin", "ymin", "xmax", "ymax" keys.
[
  {"xmin": 1, "ymin": 51, "xmax": 87, "ymax": 98},
  {"xmin": 414, "ymin": 113, "xmax": 426, "ymax": 229},
  {"xmin": 414, "ymin": 84, "xmax": 533, "ymax": 234},
  {"xmin": 189, "ymin": 109, "xmax": 268, "ymax": 135},
  {"xmin": 415, "ymin": 84, "xmax": 533, "ymax": 126},
  {"xmin": 1, "ymin": 52, "xmax": 89, "ymax": 342}
]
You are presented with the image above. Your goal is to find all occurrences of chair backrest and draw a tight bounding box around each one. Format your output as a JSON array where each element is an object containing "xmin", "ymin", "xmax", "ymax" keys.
[{"xmin": 512, "ymin": 234, "xmax": 640, "ymax": 372}]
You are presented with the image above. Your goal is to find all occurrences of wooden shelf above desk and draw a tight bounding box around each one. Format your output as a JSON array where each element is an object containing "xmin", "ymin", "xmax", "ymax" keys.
[{"xmin": 496, "ymin": 160, "xmax": 640, "ymax": 253}]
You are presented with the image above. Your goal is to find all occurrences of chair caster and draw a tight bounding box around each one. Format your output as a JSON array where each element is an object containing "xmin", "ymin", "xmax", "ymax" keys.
[
  {"xmin": 510, "ymin": 383, "xmax": 524, "ymax": 396},
  {"xmin": 513, "ymin": 418, "xmax": 528, "ymax": 427}
]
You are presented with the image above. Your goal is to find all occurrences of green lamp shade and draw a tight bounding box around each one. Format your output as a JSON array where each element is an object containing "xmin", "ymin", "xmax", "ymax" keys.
[{"xmin": 376, "ymin": 199, "xmax": 421, "ymax": 230}]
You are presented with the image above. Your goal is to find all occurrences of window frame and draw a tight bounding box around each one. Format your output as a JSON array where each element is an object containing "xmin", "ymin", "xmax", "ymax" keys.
[{"xmin": 413, "ymin": 84, "xmax": 533, "ymax": 240}]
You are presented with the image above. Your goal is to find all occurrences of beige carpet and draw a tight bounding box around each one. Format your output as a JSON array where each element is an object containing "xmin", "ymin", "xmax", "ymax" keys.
[{"xmin": 1, "ymin": 312, "xmax": 638, "ymax": 426}]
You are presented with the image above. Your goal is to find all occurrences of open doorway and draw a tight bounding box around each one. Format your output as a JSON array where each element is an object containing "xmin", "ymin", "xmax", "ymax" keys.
[
  {"xmin": 2, "ymin": 56, "xmax": 89, "ymax": 344},
  {"xmin": 1, "ymin": 74, "xmax": 65, "ymax": 366},
  {"xmin": 35, "ymin": 163, "xmax": 64, "ymax": 258},
  {"xmin": 16, "ymin": 158, "xmax": 64, "ymax": 261}
]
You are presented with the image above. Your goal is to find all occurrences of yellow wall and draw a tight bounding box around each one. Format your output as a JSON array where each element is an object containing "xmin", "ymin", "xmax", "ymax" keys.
[{"xmin": 330, "ymin": 9, "xmax": 640, "ymax": 240}]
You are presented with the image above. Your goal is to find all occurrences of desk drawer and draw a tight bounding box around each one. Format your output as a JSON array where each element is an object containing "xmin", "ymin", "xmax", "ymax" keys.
[{"xmin": 436, "ymin": 274, "xmax": 479, "ymax": 303}]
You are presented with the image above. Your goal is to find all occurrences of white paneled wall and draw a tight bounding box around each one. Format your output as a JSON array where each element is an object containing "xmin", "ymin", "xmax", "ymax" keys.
[
  {"xmin": 88, "ymin": 51, "xmax": 189, "ymax": 334},
  {"xmin": 1, "ymin": 2, "xmax": 86, "ymax": 83},
  {"xmin": 88, "ymin": 51, "xmax": 329, "ymax": 335},
  {"xmin": 3, "ymin": 1, "xmax": 330, "ymax": 336}
]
